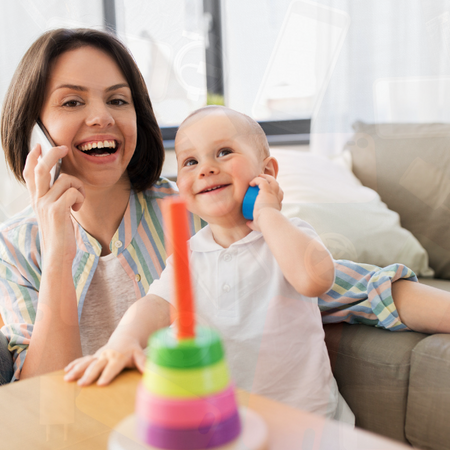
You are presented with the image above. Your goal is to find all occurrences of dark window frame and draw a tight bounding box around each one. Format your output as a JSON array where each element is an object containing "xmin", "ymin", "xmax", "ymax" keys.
[
  {"xmin": 103, "ymin": 0, "xmax": 311, "ymax": 148},
  {"xmin": 102, "ymin": 0, "xmax": 117, "ymax": 33},
  {"xmin": 161, "ymin": 119, "xmax": 310, "ymax": 149}
]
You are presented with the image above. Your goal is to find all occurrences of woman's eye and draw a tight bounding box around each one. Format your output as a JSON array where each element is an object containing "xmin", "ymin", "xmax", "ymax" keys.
[
  {"xmin": 109, "ymin": 98, "xmax": 128, "ymax": 106},
  {"xmin": 184, "ymin": 159, "xmax": 197, "ymax": 167},
  {"xmin": 63, "ymin": 100, "xmax": 82, "ymax": 108},
  {"xmin": 218, "ymin": 149, "xmax": 232, "ymax": 157}
]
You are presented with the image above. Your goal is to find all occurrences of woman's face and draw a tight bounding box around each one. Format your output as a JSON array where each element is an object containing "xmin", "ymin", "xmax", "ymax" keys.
[{"xmin": 40, "ymin": 45, "xmax": 137, "ymax": 189}]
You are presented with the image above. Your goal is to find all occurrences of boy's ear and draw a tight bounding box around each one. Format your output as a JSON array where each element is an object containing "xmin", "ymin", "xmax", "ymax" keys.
[{"xmin": 263, "ymin": 157, "xmax": 279, "ymax": 178}]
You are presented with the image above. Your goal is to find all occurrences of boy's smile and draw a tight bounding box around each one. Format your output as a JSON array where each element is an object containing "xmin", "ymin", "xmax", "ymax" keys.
[
  {"xmin": 197, "ymin": 184, "xmax": 230, "ymax": 195},
  {"xmin": 175, "ymin": 109, "xmax": 267, "ymax": 229}
]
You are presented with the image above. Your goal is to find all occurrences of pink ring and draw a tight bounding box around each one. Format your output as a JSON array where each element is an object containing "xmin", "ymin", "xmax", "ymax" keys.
[{"xmin": 135, "ymin": 382, "xmax": 238, "ymax": 429}]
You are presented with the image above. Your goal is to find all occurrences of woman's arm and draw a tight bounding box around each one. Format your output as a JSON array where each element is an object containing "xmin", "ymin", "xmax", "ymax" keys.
[
  {"xmin": 20, "ymin": 259, "xmax": 81, "ymax": 378},
  {"xmin": 64, "ymin": 294, "xmax": 172, "ymax": 386},
  {"xmin": 19, "ymin": 144, "xmax": 85, "ymax": 379},
  {"xmin": 249, "ymin": 175, "xmax": 335, "ymax": 298},
  {"xmin": 393, "ymin": 280, "xmax": 450, "ymax": 334}
]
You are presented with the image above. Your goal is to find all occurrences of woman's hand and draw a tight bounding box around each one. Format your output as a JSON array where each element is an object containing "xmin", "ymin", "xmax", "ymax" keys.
[
  {"xmin": 64, "ymin": 338, "xmax": 146, "ymax": 386},
  {"xmin": 23, "ymin": 144, "xmax": 85, "ymax": 263},
  {"xmin": 246, "ymin": 174, "xmax": 284, "ymax": 232}
]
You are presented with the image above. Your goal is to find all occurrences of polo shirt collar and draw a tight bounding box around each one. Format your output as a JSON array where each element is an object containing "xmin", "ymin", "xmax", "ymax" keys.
[{"xmin": 190, "ymin": 224, "xmax": 263, "ymax": 253}]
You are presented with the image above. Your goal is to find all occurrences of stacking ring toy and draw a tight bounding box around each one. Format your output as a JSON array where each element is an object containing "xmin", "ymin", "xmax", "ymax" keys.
[{"xmin": 135, "ymin": 198, "xmax": 242, "ymax": 450}]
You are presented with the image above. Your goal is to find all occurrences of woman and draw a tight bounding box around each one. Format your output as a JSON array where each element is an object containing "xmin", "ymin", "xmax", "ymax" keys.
[
  {"xmin": 0, "ymin": 28, "xmax": 201, "ymax": 381},
  {"xmin": 1, "ymin": 28, "xmax": 449, "ymax": 384}
]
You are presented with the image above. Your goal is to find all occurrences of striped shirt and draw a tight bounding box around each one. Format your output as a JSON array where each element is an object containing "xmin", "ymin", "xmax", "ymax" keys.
[
  {"xmin": 321, "ymin": 261, "xmax": 416, "ymax": 331},
  {"xmin": 0, "ymin": 177, "xmax": 416, "ymax": 380},
  {"xmin": 0, "ymin": 179, "xmax": 203, "ymax": 380}
]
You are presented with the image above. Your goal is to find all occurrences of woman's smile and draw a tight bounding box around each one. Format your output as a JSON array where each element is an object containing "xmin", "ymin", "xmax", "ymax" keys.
[
  {"xmin": 74, "ymin": 135, "xmax": 121, "ymax": 164},
  {"xmin": 77, "ymin": 139, "xmax": 117, "ymax": 154}
]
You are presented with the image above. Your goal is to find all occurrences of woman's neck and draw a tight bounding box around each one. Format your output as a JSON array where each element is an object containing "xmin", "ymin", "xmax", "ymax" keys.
[{"xmin": 71, "ymin": 179, "xmax": 131, "ymax": 256}]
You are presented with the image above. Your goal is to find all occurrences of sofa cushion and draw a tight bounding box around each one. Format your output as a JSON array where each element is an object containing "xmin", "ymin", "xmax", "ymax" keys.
[
  {"xmin": 324, "ymin": 323, "xmax": 428, "ymax": 444},
  {"xmin": 347, "ymin": 121, "xmax": 450, "ymax": 279},
  {"xmin": 0, "ymin": 331, "xmax": 13, "ymax": 385},
  {"xmin": 272, "ymin": 148, "xmax": 433, "ymax": 276},
  {"xmin": 406, "ymin": 334, "xmax": 450, "ymax": 450}
]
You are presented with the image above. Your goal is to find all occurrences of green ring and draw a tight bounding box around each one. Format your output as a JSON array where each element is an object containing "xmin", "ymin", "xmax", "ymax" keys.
[
  {"xmin": 148, "ymin": 326, "xmax": 224, "ymax": 369},
  {"xmin": 143, "ymin": 359, "xmax": 230, "ymax": 398}
]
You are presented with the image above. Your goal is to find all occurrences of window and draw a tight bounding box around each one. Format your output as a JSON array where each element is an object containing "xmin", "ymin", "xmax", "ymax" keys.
[
  {"xmin": 223, "ymin": 0, "xmax": 350, "ymax": 122},
  {"xmin": 116, "ymin": 0, "xmax": 207, "ymax": 126},
  {"xmin": 0, "ymin": 1, "xmax": 333, "ymax": 145},
  {"xmin": 0, "ymin": 1, "xmax": 104, "ymax": 107}
]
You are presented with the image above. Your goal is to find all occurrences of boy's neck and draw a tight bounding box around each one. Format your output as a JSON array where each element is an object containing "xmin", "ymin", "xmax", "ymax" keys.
[{"xmin": 208, "ymin": 221, "xmax": 252, "ymax": 248}]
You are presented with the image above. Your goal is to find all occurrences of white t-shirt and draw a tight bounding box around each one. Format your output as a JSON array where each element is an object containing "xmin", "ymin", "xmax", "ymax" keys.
[
  {"xmin": 148, "ymin": 218, "xmax": 354, "ymax": 423},
  {"xmin": 80, "ymin": 253, "xmax": 137, "ymax": 356}
]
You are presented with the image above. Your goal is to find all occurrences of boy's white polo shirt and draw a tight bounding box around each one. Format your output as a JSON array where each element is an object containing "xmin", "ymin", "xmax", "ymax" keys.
[{"xmin": 148, "ymin": 218, "xmax": 351, "ymax": 422}]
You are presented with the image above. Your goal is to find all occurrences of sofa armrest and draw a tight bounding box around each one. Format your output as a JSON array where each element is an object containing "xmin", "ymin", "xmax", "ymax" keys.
[
  {"xmin": 324, "ymin": 323, "xmax": 428, "ymax": 444},
  {"xmin": 405, "ymin": 334, "xmax": 450, "ymax": 450},
  {"xmin": 0, "ymin": 331, "xmax": 13, "ymax": 385}
]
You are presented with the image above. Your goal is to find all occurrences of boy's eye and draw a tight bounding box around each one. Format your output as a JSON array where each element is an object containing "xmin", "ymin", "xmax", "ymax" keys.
[
  {"xmin": 184, "ymin": 159, "xmax": 197, "ymax": 167},
  {"xmin": 218, "ymin": 148, "xmax": 232, "ymax": 157}
]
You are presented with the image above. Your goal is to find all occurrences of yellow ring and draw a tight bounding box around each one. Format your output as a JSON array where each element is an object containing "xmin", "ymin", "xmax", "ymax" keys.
[{"xmin": 142, "ymin": 359, "xmax": 230, "ymax": 398}]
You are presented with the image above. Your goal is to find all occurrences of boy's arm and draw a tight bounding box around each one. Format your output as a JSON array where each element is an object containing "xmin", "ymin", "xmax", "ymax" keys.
[
  {"xmin": 64, "ymin": 294, "xmax": 172, "ymax": 386},
  {"xmin": 109, "ymin": 294, "xmax": 173, "ymax": 349},
  {"xmin": 249, "ymin": 175, "xmax": 335, "ymax": 298}
]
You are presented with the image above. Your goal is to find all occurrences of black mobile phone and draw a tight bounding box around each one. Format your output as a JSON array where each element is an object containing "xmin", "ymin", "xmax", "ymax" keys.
[{"xmin": 29, "ymin": 120, "xmax": 62, "ymax": 187}]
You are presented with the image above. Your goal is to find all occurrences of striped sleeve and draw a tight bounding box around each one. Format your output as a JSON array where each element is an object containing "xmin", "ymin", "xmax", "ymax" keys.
[
  {"xmin": 319, "ymin": 259, "xmax": 417, "ymax": 331},
  {"xmin": 150, "ymin": 178, "xmax": 206, "ymax": 237},
  {"xmin": 0, "ymin": 215, "xmax": 41, "ymax": 380}
]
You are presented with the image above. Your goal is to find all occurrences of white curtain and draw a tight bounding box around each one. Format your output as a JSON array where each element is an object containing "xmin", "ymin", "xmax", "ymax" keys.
[{"xmin": 310, "ymin": 0, "xmax": 450, "ymax": 156}]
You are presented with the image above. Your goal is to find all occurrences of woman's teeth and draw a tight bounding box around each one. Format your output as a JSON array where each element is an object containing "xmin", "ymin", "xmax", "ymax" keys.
[{"xmin": 78, "ymin": 140, "xmax": 116, "ymax": 152}]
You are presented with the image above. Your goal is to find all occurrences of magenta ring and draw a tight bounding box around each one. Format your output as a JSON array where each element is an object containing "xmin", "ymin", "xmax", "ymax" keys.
[
  {"xmin": 136, "ymin": 382, "xmax": 238, "ymax": 429},
  {"xmin": 136, "ymin": 410, "xmax": 241, "ymax": 450}
]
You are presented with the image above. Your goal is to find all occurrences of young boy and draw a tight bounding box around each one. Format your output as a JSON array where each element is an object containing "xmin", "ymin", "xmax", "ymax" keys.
[{"xmin": 65, "ymin": 106, "xmax": 354, "ymax": 422}]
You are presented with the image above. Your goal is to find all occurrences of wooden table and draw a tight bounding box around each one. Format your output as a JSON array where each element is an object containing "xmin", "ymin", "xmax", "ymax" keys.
[{"xmin": 0, "ymin": 369, "xmax": 409, "ymax": 450}]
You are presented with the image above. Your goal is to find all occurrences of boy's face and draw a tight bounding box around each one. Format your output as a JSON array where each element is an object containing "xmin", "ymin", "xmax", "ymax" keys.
[{"xmin": 175, "ymin": 110, "xmax": 266, "ymax": 225}]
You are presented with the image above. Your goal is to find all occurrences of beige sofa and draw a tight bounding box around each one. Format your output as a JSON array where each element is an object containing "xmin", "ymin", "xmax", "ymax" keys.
[
  {"xmin": 323, "ymin": 122, "xmax": 450, "ymax": 450},
  {"xmin": 325, "ymin": 312, "xmax": 450, "ymax": 449},
  {"xmin": 272, "ymin": 121, "xmax": 450, "ymax": 449}
]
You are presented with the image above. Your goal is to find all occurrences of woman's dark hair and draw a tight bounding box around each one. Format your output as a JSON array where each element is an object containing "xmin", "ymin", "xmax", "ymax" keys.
[{"xmin": 0, "ymin": 28, "xmax": 164, "ymax": 192}]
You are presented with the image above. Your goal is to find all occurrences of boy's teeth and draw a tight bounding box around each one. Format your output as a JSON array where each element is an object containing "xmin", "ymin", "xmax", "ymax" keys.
[
  {"xmin": 78, "ymin": 140, "xmax": 116, "ymax": 151},
  {"xmin": 206, "ymin": 185, "xmax": 222, "ymax": 192}
]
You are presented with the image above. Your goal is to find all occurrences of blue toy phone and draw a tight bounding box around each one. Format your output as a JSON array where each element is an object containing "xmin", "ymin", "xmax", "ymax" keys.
[
  {"xmin": 29, "ymin": 120, "xmax": 62, "ymax": 187},
  {"xmin": 242, "ymin": 186, "xmax": 260, "ymax": 220}
]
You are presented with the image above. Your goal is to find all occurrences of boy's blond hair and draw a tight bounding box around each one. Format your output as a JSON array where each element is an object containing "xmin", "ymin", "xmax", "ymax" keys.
[{"xmin": 177, "ymin": 105, "xmax": 270, "ymax": 158}]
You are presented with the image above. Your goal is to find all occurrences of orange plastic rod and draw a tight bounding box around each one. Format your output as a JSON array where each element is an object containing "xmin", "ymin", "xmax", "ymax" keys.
[{"xmin": 164, "ymin": 197, "xmax": 195, "ymax": 339}]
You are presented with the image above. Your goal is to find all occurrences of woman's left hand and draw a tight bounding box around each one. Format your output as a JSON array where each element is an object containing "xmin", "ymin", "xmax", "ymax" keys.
[{"xmin": 64, "ymin": 339, "xmax": 146, "ymax": 386}]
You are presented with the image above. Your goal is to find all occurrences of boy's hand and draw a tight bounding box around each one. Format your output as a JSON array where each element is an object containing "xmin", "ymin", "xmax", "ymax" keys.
[
  {"xmin": 63, "ymin": 339, "xmax": 145, "ymax": 386},
  {"xmin": 247, "ymin": 174, "xmax": 284, "ymax": 232}
]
